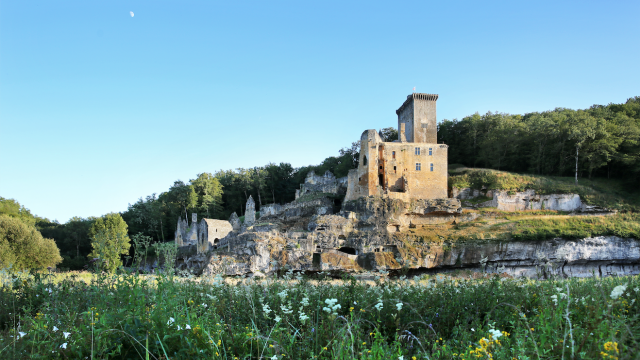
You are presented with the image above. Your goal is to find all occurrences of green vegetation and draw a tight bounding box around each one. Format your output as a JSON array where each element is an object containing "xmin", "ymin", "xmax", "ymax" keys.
[
  {"xmin": 403, "ymin": 213, "xmax": 640, "ymax": 244},
  {"xmin": 88, "ymin": 213, "xmax": 131, "ymax": 273},
  {"xmin": 440, "ymin": 97, "xmax": 640, "ymax": 184},
  {"xmin": 0, "ymin": 215, "xmax": 62, "ymax": 270},
  {"xmin": 1, "ymin": 269, "xmax": 638, "ymax": 359}
]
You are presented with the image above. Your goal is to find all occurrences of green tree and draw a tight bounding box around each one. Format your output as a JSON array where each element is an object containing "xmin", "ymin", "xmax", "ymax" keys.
[
  {"xmin": 191, "ymin": 173, "xmax": 224, "ymax": 218},
  {"xmin": 88, "ymin": 213, "xmax": 131, "ymax": 273},
  {"xmin": 0, "ymin": 215, "xmax": 62, "ymax": 270}
]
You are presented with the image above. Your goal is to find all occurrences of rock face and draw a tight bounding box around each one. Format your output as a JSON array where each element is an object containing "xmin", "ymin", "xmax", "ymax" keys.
[
  {"xmin": 244, "ymin": 196, "xmax": 256, "ymax": 226},
  {"xmin": 451, "ymin": 187, "xmax": 613, "ymax": 213},
  {"xmin": 422, "ymin": 236, "xmax": 640, "ymax": 278}
]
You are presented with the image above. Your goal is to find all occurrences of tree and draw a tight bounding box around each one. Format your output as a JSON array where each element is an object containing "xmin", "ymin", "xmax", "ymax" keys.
[
  {"xmin": 191, "ymin": 173, "xmax": 224, "ymax": 218},
  {"xmin": 0, "ymin": 215, "xmax": 62, "ymax": 270},
  {"xmin": 88, "ymin": 213, "xmax": 131, "ymax": 273},
  {"xmin": 378, "ymin": 127, "xmax": 398, "ymax": 142},
  {"xmin": 165, "ymin": 181, "xmax": 197, "ymax": 223}
]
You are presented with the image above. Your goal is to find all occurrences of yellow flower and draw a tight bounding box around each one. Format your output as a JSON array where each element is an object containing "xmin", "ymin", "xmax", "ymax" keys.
[
  {"xmin": 350, "ymin": 307, "xmax": 354, "ymax": 312},
  {"xmin": 530, "ymin": 328, "xmax": 534, "ymax": 331},
  {"xmin": 362, "ymin": 342, "xmax": 366, "ymax": 345},
  {"xmin": 323, "ymin": 347, "xmax": 327, "ymax": 351},
  {"xmin": 270, "ymin": 344, "xmax": 274, "ymax": 348}
]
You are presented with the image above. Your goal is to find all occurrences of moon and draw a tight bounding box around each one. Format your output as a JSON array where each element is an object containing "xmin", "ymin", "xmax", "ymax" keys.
[{"xmin": 130, "ymin": 11, "xmax": 134, "ymax": 17}]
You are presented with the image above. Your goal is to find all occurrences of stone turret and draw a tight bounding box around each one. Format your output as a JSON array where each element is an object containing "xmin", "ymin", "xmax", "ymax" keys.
[{"xmin": 245, "ymin": 196, "xmax": 256, "ymax": 226}]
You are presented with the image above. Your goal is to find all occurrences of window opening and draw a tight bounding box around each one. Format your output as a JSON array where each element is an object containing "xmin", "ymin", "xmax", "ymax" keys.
[
  {"xmin": 416, "ymin": 163, "xmax": 421, "ymax": 171},
  {"xmin": 430, "ymin": 163, "xmax": 434, "ymax": 171},
  {"xmin": 415, "ymin": 147, "xmax": 420, "ymax": 155},
  {"xmin": 392, "ymin": 151, "xmax": 396, "ymax": 159},
  {"xmin": 363, "ymin": 156, "xmax": 367, "ymax": 166},
  {"xmin": 429, "ymin": 148, "xmax": 432, "ymax": 156}
]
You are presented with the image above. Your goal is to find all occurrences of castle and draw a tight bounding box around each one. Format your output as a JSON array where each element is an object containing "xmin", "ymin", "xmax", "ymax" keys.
[{"xmin": 345, "ymin": 93, "xmax": 448, "ymax": 201}]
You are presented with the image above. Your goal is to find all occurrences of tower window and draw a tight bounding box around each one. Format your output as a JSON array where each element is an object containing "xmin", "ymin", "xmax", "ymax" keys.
[
  {"xmin": 430, "ymin": 163, "xmax": 434, "ymax": 171},
  {"xmin": 363, "ymin": 156, "xmax": 367, "ymax": 166},
  {"xmin": 416, "ymin": 163, "xmax": 421, "ymax": 171},
  {"xmin": 429, "ymin": 148, "xmax": 432, "ymax": 156},
  {"xmin": 379, "ymin": 166, "xmax": 383, "ymax": 169},
  {"xmin": 392, "ymin": 151, "xmax": 396, "ymax": 159},
  {"xmin": 415, "ymin": 147, "xmax": 420, "ymax": 155}
]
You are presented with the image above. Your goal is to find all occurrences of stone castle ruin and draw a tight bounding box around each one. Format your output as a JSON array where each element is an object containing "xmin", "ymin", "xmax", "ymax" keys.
[{"xmin": 172, "ymin": 93, "xmax": 635, "ymax": 278}]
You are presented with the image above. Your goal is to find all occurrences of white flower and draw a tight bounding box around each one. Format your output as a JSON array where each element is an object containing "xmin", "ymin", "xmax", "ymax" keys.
[
  {"xmin": 634, "ymin": 287, "xmax": 639, "ymax": 293},
  {"xmin": 396, "ymin": 302, "xmax": 403, "ymax": 311},
  {"xmin": 18, "ymin": 331, "xmax": 26, "ymax": 339},
  {"xmin": 471, "ymin": 328, "xmax": 475, "ymax": 332},
  {"xmin": 550, "ymin": 295, "xmax": 558, "ymax": 306},
  {"xmin": 201, "ymin": 303, "xmax": 208, "ymax": 308},
  {"xmin": 299, "ymin": 313, "xmax": 309, "ymax": 322},
  {"xmin": 488, "ymin": 329, "xmax": 502, "ymax": 339},
  {"xmin": 271, "ymin": 356, "xmax": 278, "ymax": 360},
  {"xmin": 399, "ymin": 356, "xmax": 404, "ymax": 360},
  {"xmin": 374, "ymin": 302, "xmax": 383, "ymax": 311},
  {"xmin": 185, "ymin": 324, "xmax": 191, "ymax": 330},
  {"xmin": 274, "ymin": 316, "xmax": 281, "ymax": 323},
  {"xmin": 611, "ymin": 284, "xmax": 627, "ymax": 300},
  {"xmin": 60, "ymin": 343, "xmax": 67, "ymax": 349},
  {"xmin": 63, "ymin": 332, "xmax": 71, "ymax": 339},
  {"xmin": 301, "ymin": 297, "xmax": 310, "ymax": 307},
  {"xmin": 167, "ymin": 317, "xmax": 175, "ymax": 326},
  {"xmin": 177, "ymin": 325, "xmax": 182, "ymax": 330},
  {"xmin": 263, "ymin": 304, "xmax": 272, "ymax": 315},
  {"xmin": 52, "ymin": 326, "xmax": 58, "ymax": 332}
]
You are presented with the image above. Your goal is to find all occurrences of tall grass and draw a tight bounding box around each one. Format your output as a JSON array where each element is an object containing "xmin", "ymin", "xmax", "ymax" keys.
[{"xmin": 1, "ymin": 267, "xmax": 638, "ymax": 359}]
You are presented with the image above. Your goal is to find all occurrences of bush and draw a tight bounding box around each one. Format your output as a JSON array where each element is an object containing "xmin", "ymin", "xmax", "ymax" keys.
[{"xmin": 0, "ymin": 215, "xmax": 62, "ymax": 270}]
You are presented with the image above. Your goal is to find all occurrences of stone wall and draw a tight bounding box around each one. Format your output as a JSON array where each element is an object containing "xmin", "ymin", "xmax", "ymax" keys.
[
  {"xmin": 344, "ymin": 129, "xmax": 448, "ymax": 201},
  {"xmin": 245, "ymin": 196, "xmax": 256, "ymax": 226}
]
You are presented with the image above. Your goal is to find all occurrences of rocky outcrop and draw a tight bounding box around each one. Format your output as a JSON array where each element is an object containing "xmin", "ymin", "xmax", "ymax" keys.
[{"xmin": 451, "ymin": 187, "xmax": 614, "ymax": 213}]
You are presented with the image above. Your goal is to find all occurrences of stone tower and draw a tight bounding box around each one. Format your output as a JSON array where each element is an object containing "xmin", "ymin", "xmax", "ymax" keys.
[
  {"xmin": 396, "ymin": 93, "xmax": 439, "ymax": 143},
  {"xmin": 244, "ymin": 196, "xmax": 256, "ymax": 226}
]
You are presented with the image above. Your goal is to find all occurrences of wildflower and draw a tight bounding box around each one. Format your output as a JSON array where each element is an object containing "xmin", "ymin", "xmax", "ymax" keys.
[
  {"xmin": 263, "ymin": 304, "xmax": 272, "ymax": 315},
  {"xmin": 17, "ymin": 332, "xmax": 26, "ymax": 339},
  {"xmin": 167, "ymin": 317, "xmax": 175, "ymax": 326},
  {"xmin": 396, "ymin": 302, "xmax": 403, "ymax": 311},
  {"xmin": 488, "ymin": 329, "xmax": 502, "ymax": 339},
  {"xmin": 604, "ymin": 341, "xmax": 619, "ymax": 353},
  {"xmin": 399, "ymin": 356, "xmax": 404, "ymax": 360},
  {"xmin": 177, "ymin": 325, "xmax": 182, "ymax": 330},
  {"xmin": 374, "ymin": 301, "xmax": 383, "ymax": 311},
  {"xmin": 299, "ymin": 313, "xmax": 309, "ymax": 322},
  {"xmin": 53, "ymin": 326, "xmax": 58, "ymax": 332},
  {"xmin": 271, "ymin": 356, "xmax": 278, "ymax": 360},
  {"xmin": 274, "ymin": 315, "xmax": 281, "ymax": 323},
  {"xmin": 611, "ymin": 285, "xmax": 627, "ymax": 300},
  {"xmin": 551, "ymin": 295, "xmax": 558, "ymax": 305},
  {"xmin": 301, "ymin": 297, "xmax": 310, "ymax": 307},
  {"xmin": 186, "ymin": 324, "xmax": 191, "ymax": 330},
  {"xmin": 63, "ymin": 332, "xmax": 71, "ymax": 339}
]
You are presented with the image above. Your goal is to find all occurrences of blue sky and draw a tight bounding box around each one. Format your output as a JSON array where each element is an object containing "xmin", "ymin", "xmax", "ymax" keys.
[{"xmin": 1, "ymin": 0, "xmax": 638, "ymax": 223}]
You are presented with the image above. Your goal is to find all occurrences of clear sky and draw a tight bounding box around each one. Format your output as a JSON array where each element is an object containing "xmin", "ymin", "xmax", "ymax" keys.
[{"xmin": 1, "ymin": 0, "xmax": 638, "ymax": 223}]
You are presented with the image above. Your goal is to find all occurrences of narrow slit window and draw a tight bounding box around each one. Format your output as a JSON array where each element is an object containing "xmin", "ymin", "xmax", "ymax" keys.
[
  {"xmin": 416, "ymin": 163, "xmax": 421, "ymax": 171},
  {"xmin": 429, "ymin": 148, "xmax": 432, "ymax": 156},
  {"xmin": 414, "ymin": 147, "xmax": 420, "ymax": 155},
  {"xmin": 392, "ymin": 151, "xmax": 396, "ymax": 159},
  {"xmin": 430, "ymin": 163, "xmax": 434, "ymax": 171}
]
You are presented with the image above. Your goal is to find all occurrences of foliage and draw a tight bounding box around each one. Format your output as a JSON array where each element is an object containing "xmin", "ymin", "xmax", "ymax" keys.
[
  {"xmin": 88, "ymin": 213, "xmax": 131, "ymax": 273},
  {"xmin": 1, "ymin": 269, "xmax": 639, "ymax": 359},
  {"xmin": 439, "ymin": 97, "xmax": 640, "ymax": 185},
  {"xmin": 0, "ymin": 215, "xmax": 62, "ymax": 270}
]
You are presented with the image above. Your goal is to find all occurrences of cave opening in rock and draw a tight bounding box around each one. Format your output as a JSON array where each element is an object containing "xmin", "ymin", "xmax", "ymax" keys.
[{"xmin": 337, "ymin": 247, "xmax": 357, "ymax": 255}]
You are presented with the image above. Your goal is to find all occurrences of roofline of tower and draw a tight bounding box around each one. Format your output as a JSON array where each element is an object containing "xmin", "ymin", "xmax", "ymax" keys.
[{"xmin": 395, "ymin": 93, "xmax": 439, "ymax": 115}]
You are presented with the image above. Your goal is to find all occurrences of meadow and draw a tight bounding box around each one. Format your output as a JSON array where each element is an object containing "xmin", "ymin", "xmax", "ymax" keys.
[{"xmin": 1, "ymin": 268, "xmax": 638, "ymax": 359}]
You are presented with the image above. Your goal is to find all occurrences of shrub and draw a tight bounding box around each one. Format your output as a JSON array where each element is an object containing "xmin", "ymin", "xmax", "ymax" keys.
[{"xmin": 0, "ymin": 214, "xmax": 62, "ymax": 270}]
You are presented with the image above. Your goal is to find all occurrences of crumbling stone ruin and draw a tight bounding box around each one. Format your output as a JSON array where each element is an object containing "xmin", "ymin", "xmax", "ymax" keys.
[
  {"xmin": 345, "ymin": 93, "xmax": 448, "ymax": 202},
  {"xmin": 172, "ymin": 93, "xmax": 636, "ymax": 278}
]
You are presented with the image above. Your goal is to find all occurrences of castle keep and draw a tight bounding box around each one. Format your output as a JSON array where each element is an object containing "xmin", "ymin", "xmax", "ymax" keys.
[{"xmin": 345, "ymin": 93, "xmax": 448, "ymax": 201}]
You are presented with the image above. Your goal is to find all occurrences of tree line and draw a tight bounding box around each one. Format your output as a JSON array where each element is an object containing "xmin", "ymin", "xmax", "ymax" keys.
[{"xmin": 438, "ymin": 97, "xmax": 640, "ymax": 183}]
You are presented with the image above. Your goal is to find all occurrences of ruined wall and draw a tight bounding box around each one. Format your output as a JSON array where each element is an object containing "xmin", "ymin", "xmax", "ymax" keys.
[
  {"xmin": 344, "ymin": 129, "xmax": 447, "ymax": 201},
  {"xmin": 245, "ymin": 196, "xmax": 256, "ymax": 226},
  {"xmin": 197, "ymin": 219, "xmax": 234, "ymax": 253}
]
